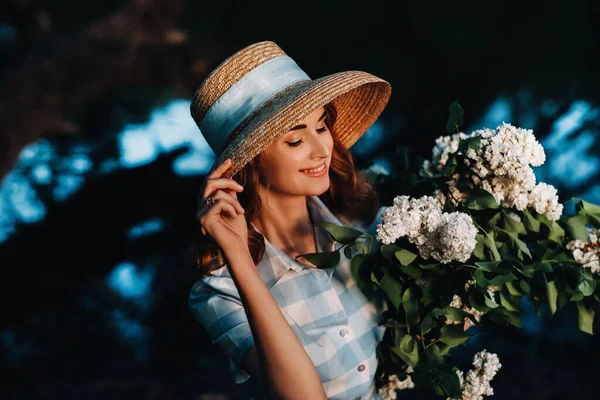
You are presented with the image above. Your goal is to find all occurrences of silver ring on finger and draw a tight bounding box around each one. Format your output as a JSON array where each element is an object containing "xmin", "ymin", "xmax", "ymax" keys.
[{"xmin": 204, "ymin": 197, "xmax": 217, "ymax": 207}]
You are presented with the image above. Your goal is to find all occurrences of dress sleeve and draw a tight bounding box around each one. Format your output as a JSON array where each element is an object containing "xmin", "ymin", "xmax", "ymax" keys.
[{"xmin": 188, "ymin": 276, "xmax": 256, "ymax": 384}]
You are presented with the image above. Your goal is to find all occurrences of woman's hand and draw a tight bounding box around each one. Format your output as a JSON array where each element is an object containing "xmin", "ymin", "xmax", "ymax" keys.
[{"xmin": 197, "ymin": 159, "xmax": 248, "ymax": 252}]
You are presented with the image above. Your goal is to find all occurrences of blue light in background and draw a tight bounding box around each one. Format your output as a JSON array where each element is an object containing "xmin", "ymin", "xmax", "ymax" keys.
[
  {"xmin": 109, "ymin": 309, "xmax": 150, "ymax": 361},
  {"xmin": 126, "ymin": 218, "xmax": 165, "ymax": 240},
  {"xmin": 467, "ymin": 96, "xmax": 513, "ymax": 131},
  {"xmin": 118, "ymin": 127, "xmax": 159, "ymax": 168},
  {"xmin": 52, "ymin": 173, "xmax": 85, "ymax": 202},
  {"xmin": 31, "ymin": 164, "xmax": 52, "ymax": 184},
  {"xmin": 0, "ymin": 329, "xmax": 32, "ymax": 368},
  {"xmin": 106, "ymin": 262, "xmax": 155, "ymax": 301},
  {"xmin": 0, "ymin": 24, "xmax": 17, "ymax": 42},
  {"xmin": 0, "ymin": 195, "xmax": 16, "ymax": 243},
  {"xmin": 544, "ymin": 101, "xmax": 591, "ymax": 149},
  {"xmin": 519, "ymin": 296, "xmax": 545, "ymax": 335},
  {"xmin": 352, "ymin": 120, "xmax": 386, "ymax": 157},
  {"xmin": 116, "ymin": 99, "xmax": 215, "ymax": 175},
  {"xmin": 3, "ymin": 172, "xmax": 46, "ymax": 224},
  {"xmin": 538, "ymin": 101, "xmax": 600, "ymax": 188},
  {"xmin": 368, "ymin": 157, "xmax": 392, "ymax": 176}
]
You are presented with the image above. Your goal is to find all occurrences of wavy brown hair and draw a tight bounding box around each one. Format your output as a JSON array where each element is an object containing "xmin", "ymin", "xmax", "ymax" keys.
[{"xmin": 187, "ymin": 102, "xmax": 381, "ymax": 277}]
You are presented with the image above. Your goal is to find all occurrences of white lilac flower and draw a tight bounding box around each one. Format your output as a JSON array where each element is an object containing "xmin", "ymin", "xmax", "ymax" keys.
[
  {"xmin": 448, "ymin": 350, "xmax": 502, "ymax": 400},
  {"xmin": 566, "ymin": 227, "xmax": 600, "ymax": 273},
  {"xmin": 431, "ymin": 132, "xmax": 468, "ymax": 169},
  {"xmin": 445, "ymin": 294, "xmax": 485, "ymax": 331},
  {"xmin": 430, "ymin": 123, "xmax": 562, "ymax": 221},
  {"xmin": 376, "ymin": 195, "xmax": 443, "ymax": 245},
  {"xmin": 377, "ymin": 196, "xmax": 477, "ymax": 264},
  {"xmin": 527, "ymin": 182, "xmax": 564, "ymax": 221},
  {"xmin": 424, "ymin": 212, "xmax": 478, "ymax": 264},
  {"xmin": 377, "ymin": 367, "xmax": 415, "ymax": 400}
]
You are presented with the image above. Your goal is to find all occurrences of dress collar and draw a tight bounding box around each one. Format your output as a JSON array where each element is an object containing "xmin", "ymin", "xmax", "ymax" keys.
[{"xmin": 250, "ymin": 195, "xmax": 345, "ymax": 288}]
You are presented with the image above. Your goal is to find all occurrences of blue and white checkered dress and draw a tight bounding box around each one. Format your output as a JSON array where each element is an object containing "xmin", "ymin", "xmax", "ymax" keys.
[{"xmin": 188, "ymin": 195, "xmax": 387, "ymax": 399}]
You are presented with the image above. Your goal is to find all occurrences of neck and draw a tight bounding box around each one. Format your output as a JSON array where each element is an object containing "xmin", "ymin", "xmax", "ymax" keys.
[{"xmin": 251, "ymin": 189, "xmax": 314, "ymax": 252}]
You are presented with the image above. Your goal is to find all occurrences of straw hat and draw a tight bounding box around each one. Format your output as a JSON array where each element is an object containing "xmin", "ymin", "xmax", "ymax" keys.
[{"xmin": 190, "ymin": 40, "xmax": 391, "ymax": 180}]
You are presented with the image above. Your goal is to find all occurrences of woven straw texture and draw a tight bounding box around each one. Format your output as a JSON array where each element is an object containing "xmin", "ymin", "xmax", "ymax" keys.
[{"xmin": 190, "ymin": 41, "xmax": 391, "ymax": 179}]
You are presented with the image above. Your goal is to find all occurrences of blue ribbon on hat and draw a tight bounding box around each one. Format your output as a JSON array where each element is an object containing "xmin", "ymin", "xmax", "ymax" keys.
[{"xmin": 200, "ymin": 55, "xmax": 311, "ymax": 156}]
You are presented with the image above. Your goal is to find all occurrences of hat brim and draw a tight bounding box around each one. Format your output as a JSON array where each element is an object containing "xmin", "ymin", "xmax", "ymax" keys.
[{"xmin": 212, "ymin": 70, "xmax": 391, "ymax": 179}]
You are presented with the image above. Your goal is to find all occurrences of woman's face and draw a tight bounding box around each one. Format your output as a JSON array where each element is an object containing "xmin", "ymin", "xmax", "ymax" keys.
[{"xmin": 258, "ymin": 106, "xmax": 334, "ymax": 197}]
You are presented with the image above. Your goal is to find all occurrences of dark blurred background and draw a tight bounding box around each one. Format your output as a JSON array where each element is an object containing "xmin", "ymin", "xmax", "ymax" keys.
[{"xmin": 1, "ymin": 0, "xmax": 599, "ymax": 399}]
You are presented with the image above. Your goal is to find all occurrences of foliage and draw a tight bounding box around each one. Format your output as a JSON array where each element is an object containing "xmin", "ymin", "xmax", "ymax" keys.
[{"xmin": 302, "ymin": 101, "xmax": 600, "ymax": 399}]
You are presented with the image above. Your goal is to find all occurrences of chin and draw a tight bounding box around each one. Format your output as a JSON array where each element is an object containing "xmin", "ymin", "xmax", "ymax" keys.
[{"xmin": 306, "ymin": 179, "xmax": 331, "ymax": 196}]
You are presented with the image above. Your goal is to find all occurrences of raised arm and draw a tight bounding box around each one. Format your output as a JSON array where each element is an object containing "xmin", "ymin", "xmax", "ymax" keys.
[
  {"xmin": 223, "ymin": 243, "xmax": 327, "ymax": 400},
  {"xmin": 195, "ymin": 158, "xmax": 326, "ymax": 399}
]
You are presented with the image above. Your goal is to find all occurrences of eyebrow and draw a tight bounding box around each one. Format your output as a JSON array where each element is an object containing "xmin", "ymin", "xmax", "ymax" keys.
[{"xmin": 289, "ymin": 110, "xmax": 327, "ymax": 131}]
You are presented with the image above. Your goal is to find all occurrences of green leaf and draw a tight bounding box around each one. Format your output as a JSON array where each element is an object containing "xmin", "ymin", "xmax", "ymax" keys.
[
  {"xmin": 444, "ymin": 306, "xmax": 470, "ymax": 322},
  {"xmin": 315, "ymin": 221, "xmax": 365, "ymax": 244},
  {"xmin": 424, "ymin": 343, "xmax": 444, "ymax": 364},
  {"xmin": 380, "ymin": 244, "xmax": 404, "ymax": 259},
  {"xmin": 581, "ymin": 199, "xmax": 600, "ymax": 215},
  {"xmin": 484, "ymin": 292, "xmax": 500, "ymax": 309},
  {"xmin": 403, "ymin": 287, "xmax": 420, "ymax": 326},
  {"xmin": 473, "ymin": 234, "xmax": 485, "ymax": 259},
  {"xmin": 546, "ymin": 280, "xmax": 558, "ymax": 315},
  {"xmin": 299, "ymin": 250, "xmax": 341, "ymax": 269},
  {"xmin": 483, "ymin": 231, "xmax": 502, "ymax": 261},
  {"xmin": 395, "ymin": 249, "xmax": 418, "ymax": 266},
  {"xmin": 350, "ymin": 253, "xmax": 365, "ymax": 287},
  {"xmin": 474, "ymin": 269, "xmax": 517, "ymax": 287},
  {"xmin": 571, "ymin": 291, "xmax": 585, "ymax": 302},
  {"xmin": 577, "ymin": 279, "xmax": 596, "ymax": 296},
  {"xmin": 432, "ymin": 363, "xmax": 462, "ymax": 399},
  {"xmin": 469, "ymin": 290, "xmax": 490, "ymax": 312},
  {"xmin": 505, "ymin": 281, "xmax": 522, "ymax": 296},
  {"xmin": 546, "ymin": 221, "xmax": 565, "ymax": 244},
  {"xmin": 343, "ymin": 246, "xmax": 352, "ymax": 259},
  {"xmin": 566, "ymin": 214, "xmax": 590, "ymax": 241},
  {"xmin": 576, "ymin": 301, "xmax": 595, "ymax": 335},
  {"xmin": 522, "ymin": 208, "xmax": 541, "ymax": 232},
  {"xmin": 419, "ymin": 263, "xmax": 443, "ymax": 270},
  {"xmin": 502, "ymin": 212, "xmax": 527, "ymax": 235},
  {"xmin": 370, "ymin": 270, "xmax": 380, "ymax": 285},
  {"xmin": 419, "ymin": 313, "xmax": 437, "ymax": 335},
  {"xmin": 503, "ymin": 308, "xmax": 522, "ymax": 328},
  {"xmin": 474, "ymin": 261, "xmax": 502, "ymax": 272},
  {"xmin": 399, "ymin": 264, "xmax": 423, "ymax": 280},
  {"xmin": 446, "ymin": 100, "xmax": 464, "ymax": 133},
  {"xmin": 519, "ymin": 279, "xmax": 531, "ymax": 295},
  {"xmin": 441, "ymin": 154, "xmax": 458, "ymax": 175},
  {"xmin": 500, "ymin": 293, "xmax": 519, "ymax": 312},
  {"xmin": 438, "ymin": 325, "xmax": 469, "ymax": 347},
  {"xmin": 495, "ymin": 227, "xmax": 532, "ymax": 259},
  {"xmin": 464, "ymin": 187, "xmax": 499, "ymax": 210},
  {"xmin": 391, "ymin": 335, "xmax": 420, "ymax": 367},
  {"xmin": 380, "ymin": 274, "xmax": 404, "ymax": 312},
  {"xmin": 350, "ymin": 241, "xmax": 369, "ymax": 256}
]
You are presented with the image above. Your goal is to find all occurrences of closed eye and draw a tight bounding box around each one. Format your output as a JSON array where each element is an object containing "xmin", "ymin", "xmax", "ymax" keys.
[{"xmin": 287, "ymin": 124, "xmax": 329, "ymax": 147}]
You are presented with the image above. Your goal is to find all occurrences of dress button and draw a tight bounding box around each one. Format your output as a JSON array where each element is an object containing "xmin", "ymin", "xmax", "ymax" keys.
[
  {"xmin": 339, "ymin": 328, "xmax": 348, "ymax": 337},
  {"xmin": 357, "ymin": 364, "xmax": 366, "ymax": 372}
]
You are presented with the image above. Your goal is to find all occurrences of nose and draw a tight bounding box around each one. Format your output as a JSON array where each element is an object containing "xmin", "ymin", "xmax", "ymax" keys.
[{"xmin": 307, "ymin": 128, "xmax": 331, "ymax": 158}]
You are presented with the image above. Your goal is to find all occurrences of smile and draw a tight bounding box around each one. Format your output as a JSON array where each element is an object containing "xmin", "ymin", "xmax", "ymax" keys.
[{"xmin": 300, "ymin": 161, "xmax": 327, "ymax": 177}]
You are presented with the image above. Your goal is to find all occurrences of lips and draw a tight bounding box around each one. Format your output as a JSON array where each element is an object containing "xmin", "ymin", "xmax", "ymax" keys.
[{"xmin": 300, "ymin": 161, "xmax": 326, "ymax": 173}]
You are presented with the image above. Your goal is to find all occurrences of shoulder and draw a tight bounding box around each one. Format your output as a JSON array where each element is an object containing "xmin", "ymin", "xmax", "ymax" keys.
[{"xmin": 188, "ymin": 266, "xmax": 241, "ymax": 308}]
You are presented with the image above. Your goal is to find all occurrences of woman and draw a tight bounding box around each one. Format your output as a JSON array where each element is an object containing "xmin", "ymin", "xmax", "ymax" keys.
[{"xmin": 188, "ymin": 41, "xmax": 392, "ymax": 399}]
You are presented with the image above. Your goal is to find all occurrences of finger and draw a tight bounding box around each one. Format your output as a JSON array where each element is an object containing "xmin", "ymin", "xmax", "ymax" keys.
[
  {"xmin": 207, "ymin": 158, "xmax": 232, "ymax": 179},
  {"xmin": 213, "ymin": 199, "xmax": 238, "ymax": 218},
  {"xmin": 203, "ymin": 178, "xmax": 244, "ymax": 200},
  {"xmin": 212, "ymin": 190, "xmax": 245, "ymax": 214}
]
